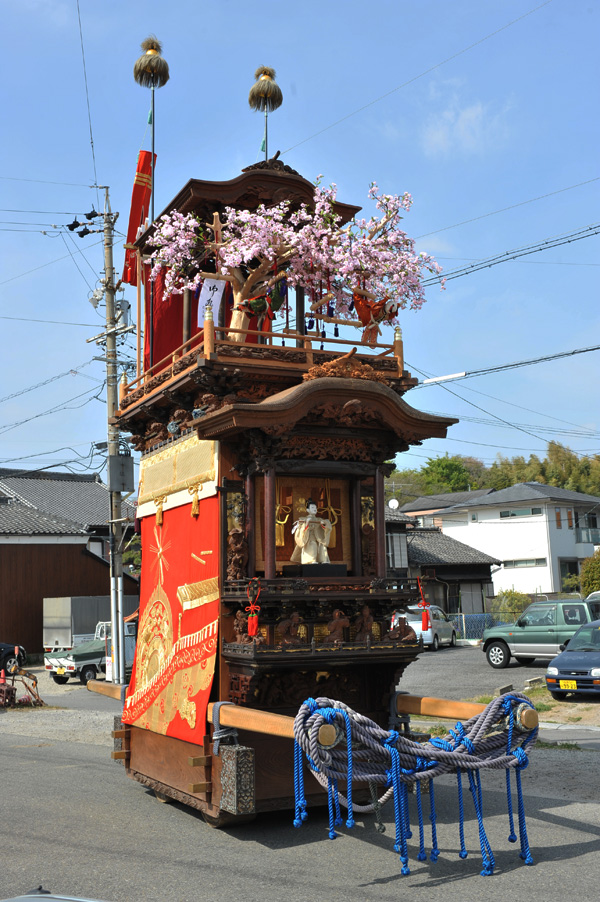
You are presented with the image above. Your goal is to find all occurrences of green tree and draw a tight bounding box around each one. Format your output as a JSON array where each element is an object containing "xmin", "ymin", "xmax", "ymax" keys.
[
  {"xmin": 420, "ymin": 454, "xmax": 472, "ymax": 494},
  {"xmin": 490, "ymin": 588, "xmax": 531, "ymax": 618},
  {"xmin": 123, "ymin": 534, "xmax": 141, "ymax": 576},
  {"xmin": 580, "ymin": 549, "xmax": 600, "ymax": 598}
]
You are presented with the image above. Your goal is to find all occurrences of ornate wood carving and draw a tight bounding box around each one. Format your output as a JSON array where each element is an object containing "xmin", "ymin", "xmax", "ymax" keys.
[
  {"xmin": 303, "ymin": 349, "xmax": 389, "ymax": 384},
  {"xmin": 278, "ymin": 434, "xmax": 396, "ymax": 464},
  {"xmin": 227, "ymin": 529, "xmax": 249, "ymax": 582}
]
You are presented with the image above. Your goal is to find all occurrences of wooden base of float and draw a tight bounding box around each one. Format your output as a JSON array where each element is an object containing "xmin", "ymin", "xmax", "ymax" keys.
[{"xmin": 92, "ymin": 680, "xmax": 538, "ymax": 827}]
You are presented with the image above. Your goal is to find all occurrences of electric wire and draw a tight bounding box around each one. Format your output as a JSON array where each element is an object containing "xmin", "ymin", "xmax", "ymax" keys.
[
  {"xmin": 411, "ymin": 344, "xmax": 600, "ymax": 387},
  {"xmin": 60, "ymin": 233, "xmax": 94, "ymax": 291},
  {"xmin": 76, "ymin": 0, "xmax": 100, "ymax": 207},
  {"xmin": 422, "ymin": 224, "xmax": 600, "ymax": 285},
  {"xmin": 0, "ymin": 316, "xmax": 99, "ymax": 327},
  {"xmin": 281, "ymin": 0, "xmax": 553, "ymax": 155},
  {"xmin": 0, "ymin": 240, "xmax": 103, "ymax": 286},
  {"xmin": 0, "ymin": 177, "xmax": 94, "ymax": 188},
  {"xmin": 0, "ymin": 383, "xmax": 106, "ymax": 436},
  {"xmin": 416, "ymin": 177, "xmax": 600, "ymax": 239},
  {"xmin": 0, "ymin": 361, "xmax": 99, "ymax": 406}
]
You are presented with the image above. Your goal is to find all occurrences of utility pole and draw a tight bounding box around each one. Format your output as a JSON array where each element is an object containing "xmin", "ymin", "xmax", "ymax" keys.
[
  {"xmin": 102, "ymin": 187, "xmax": 125, "ymax": 683},
  {"xmin": 86, "ymin": 187, "xmax": 135, "ymax": 684}
]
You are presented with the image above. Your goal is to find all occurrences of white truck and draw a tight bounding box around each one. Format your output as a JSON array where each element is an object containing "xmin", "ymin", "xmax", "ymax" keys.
[
  {"xmin": 43, "ymin": 595, "xmax": 138, "ymax": 653},
  {"xmin": 44, "ymin": 620, "xmax": 137, "ymax": 685}
]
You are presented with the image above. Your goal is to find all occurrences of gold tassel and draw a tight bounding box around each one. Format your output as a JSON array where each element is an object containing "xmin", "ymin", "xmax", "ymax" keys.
[
  {"xmin": 188, "ymin": 484, "xmax": 200, "ymax": 517},
  {"xmin": 319, "ymin": 479, "xmax": 342, "ymax": 548},
  {"xmin": 154, "ymin": 496, "xmax": 167, "ymax": 526},
  {"xmin": 275, "ymin": 479, "xmax": 291, "ymax": 546}
]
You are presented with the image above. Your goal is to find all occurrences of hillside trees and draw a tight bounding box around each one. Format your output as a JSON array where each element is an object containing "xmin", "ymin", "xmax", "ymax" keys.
[{"xmin": 387, "ymin": 443, "xmax": 600, "ymax": 501}]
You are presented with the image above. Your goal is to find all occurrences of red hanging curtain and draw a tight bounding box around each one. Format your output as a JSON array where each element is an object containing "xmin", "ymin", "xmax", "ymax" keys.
[{"xmin": 122, "ymin": 150, "xmax": 155, "ymax": 286}]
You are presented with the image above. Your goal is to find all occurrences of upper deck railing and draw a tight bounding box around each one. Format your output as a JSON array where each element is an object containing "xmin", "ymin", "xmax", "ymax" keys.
[{"xmin": 120, "ymin": 310, "xmax": 407, "ymax": 408}]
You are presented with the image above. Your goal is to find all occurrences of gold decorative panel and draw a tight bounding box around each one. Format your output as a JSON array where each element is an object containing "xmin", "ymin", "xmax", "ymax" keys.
[{"xmin": 138, "ymin": 434, "xmax": 216, "ymax": 506}]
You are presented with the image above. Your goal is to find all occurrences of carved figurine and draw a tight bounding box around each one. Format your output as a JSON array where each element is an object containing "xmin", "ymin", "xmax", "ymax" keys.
[
  {"xmin": 233, "ymin": 610, "xmax": 252, "ymax": 644},
  {"xmin": 290, "ymin": 498, "xmax": 332, "ymax": 565},
  {"xmin": 278, "ymin": 611, "xmax": 303, "ymax": 646},
  {"xmin": 227, "ymin": 528, "xmax": 249, "ymax": 581},
  {"xmin": 324, "ymin": 609, "xmax": 349, "ymax": 645},
  {"xmin": 386, "ymin": 610, "xmax": 417, "ymax": 643},
  {"xmin": 354, "ymin": 604, "xmax": 374, "ymax": 641}
]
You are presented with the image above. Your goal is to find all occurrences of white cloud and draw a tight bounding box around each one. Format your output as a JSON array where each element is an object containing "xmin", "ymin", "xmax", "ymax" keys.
[{"xmin": 421, "ymin": 91, "xmax": 513, "ymax": 158}]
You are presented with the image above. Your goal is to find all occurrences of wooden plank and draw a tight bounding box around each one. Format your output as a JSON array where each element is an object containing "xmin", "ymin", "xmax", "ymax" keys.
[
  {"xmin": 188, "ymin": 755, "xmax": 210, "ymax": 767},
  {"xmin": 111, "ymin": 750, "xmax": 130, "ymax": 760},
  {"xmin": 396, "ymin": 693, "xmax": 538, "ymax": 728},
  {"xmin": 111, "ymin": 729, "xmax": 129, "ymax": 739},
  {"xmin": 129, "ymin": 726, "xmax": 212, "ymax": 800},
  {"xmin": 188, "ymin": 782, "xmax": 212, "ymax": 793},
  {"xmin": 88, "ymin": 680, "xmax": 123, "ymax": 700}
]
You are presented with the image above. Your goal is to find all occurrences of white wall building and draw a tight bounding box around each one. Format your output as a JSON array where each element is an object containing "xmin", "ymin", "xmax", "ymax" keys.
[{"xmin": 434, "ymin": 483, "xmax": 600, "ymax": 595}]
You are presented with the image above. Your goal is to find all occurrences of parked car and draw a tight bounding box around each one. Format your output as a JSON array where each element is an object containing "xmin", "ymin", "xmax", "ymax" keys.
[
  {"xmin": 44, "ymin": 620, "xmax": 136, "ymax": 684},
  {"xmin": 546, "ymin": 619, "xmax": 600, "ymax": 699},
  {"xmin": 404, "ymin": 605, "xmax": 457, "ymax": 651},
  {"xmin": 0, "ymin": 641, "xmax": 26, "ymax": 674},
  {"xmin": 482, "ymin": 597, "xmax": 600, "ymax": 668}
]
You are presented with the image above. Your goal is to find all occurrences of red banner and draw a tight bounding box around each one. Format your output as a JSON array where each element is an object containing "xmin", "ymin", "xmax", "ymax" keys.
[
  {"xmin": 122, "ymin": 150, "xmax": 155, "ymax": 286},
  {"xmin": 123, "ymin": 497, "xmax": 219, "ymax": 743}
]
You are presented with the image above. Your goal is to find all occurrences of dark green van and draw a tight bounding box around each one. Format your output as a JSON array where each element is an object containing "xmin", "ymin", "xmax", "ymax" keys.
[{"xmin": 482, "ymin": 598, "xmax": 600, "ymax": 668}]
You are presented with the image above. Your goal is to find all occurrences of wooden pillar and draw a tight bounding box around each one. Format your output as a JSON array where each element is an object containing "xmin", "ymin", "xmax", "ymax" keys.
[
  {"xmin": 182, "ymin": 288, "xmax": 191, "ymax": 352},
  {"xmin": 245, "ymin": 474, "xmax": 255, "ymax": 578},
  {"xmin": 295, "ymin": 287, "xmax": 305, "ymax": 348},
  {"xmin": 204, "ymin": 306, "xmax": 215, "ymax": 358},
  {"xmin": 394, "ymin": 326, "xmax": 404, "ymax": 376},
  {"xmin": 264, "ymin": 467, "xmax": 276, "ymax": 580},
  {"xmin": 374, "ymin": 467, "xmax": 387, "ymax": 579},
  {"xmin": 136, "ymin": 250, "xmax": 142, "ymax": 379},
  {"xmin": 350, "ymin": 478, "xmax": 362, "ymax": 577}
]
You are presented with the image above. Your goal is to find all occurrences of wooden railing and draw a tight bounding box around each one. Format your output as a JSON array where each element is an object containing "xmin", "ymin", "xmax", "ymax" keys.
[{"xmin": 120, "ymin": 311, "xmax": 405, "ymax": 406}]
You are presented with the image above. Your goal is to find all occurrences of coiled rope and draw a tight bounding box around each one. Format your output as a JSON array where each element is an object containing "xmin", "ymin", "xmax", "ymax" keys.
[{"xmin": 293, "ymin": 693, "xmax": 537, "ymax": 876}]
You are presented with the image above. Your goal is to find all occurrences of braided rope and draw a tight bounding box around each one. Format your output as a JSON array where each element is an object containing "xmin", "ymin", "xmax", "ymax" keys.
[{"xmin": 293, "ymin": 693, "xmax": 538, "ymax": 876}]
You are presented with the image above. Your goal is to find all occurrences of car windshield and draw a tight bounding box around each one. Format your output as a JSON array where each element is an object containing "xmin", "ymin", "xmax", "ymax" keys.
[
  {"xmin": 405, "ymin": 609, "xmax": 422, "ymax": 622},
  {"xmin": 566, "ymin": 626, "xmax": 600, "ymax": 652}
]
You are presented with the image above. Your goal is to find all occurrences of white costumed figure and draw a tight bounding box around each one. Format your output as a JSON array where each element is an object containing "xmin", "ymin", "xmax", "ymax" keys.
[{"xmin": 291, "ymin": 499, "xmax": 332, "ymax": 565}]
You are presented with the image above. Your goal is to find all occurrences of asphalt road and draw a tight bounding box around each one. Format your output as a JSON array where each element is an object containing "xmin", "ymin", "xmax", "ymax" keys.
[{"xmin": 1, "ymin": 651, "xmax": 599, "ymax": 901}]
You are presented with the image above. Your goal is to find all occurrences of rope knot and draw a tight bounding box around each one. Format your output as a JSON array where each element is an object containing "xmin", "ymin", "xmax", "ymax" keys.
[{"xmin": 512, "ymin": 747, "xmax": 529, "ymax": 769}]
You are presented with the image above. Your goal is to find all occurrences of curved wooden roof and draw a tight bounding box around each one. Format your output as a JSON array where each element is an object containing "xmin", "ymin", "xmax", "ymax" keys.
[{"xmin": 192, "ymin": 376, "xmax": 457, "ymax": 445}]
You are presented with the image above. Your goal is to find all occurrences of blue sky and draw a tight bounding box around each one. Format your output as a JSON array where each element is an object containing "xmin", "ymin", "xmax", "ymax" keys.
[{"xmin": 0, "ymin": 0, "xmax": 598, "ymax": 484}]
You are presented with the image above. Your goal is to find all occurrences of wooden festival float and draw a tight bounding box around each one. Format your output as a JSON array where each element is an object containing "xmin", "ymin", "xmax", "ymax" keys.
[{"xmin": 96, "ymin": 146, "xmax": 540, "ymax": 873}]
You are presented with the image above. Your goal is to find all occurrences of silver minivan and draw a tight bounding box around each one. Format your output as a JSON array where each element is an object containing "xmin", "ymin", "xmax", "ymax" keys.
[{"xmin": 404, "ymin": 605, "xmax": 457, "ymax": 651}]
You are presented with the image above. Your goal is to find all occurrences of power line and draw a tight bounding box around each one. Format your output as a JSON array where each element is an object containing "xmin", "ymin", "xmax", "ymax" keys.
[
  {"xmin": 411, "ymin": 343, "xmax": 600, "ymax": 386},
  {"xmin": 60, "ymin": 233, "xmax": 94, "ymax": 291},
  {"xmin": 422, "ymin": 224, "xmax": 600, "ymax": 285},
  {"xmin": 0, "ymin": 316, "xmax": 99, "ymax": 327},
  {"xmin": 76, "ymin": 0, "xmax": 99, "ymax": 205},
  {"xmin": 282, "ymin": 0, "xmax": 553, "ymax": 155},
  {"xmin": 443, "ymin": 377, "xmax": 595, "ymax": 433},
  {"xmin": 0, "ymin": 209, "xmax": 81, "ymax": 215},
  {"xmin": 0, "ymin": 239, "xmax": 103, "ymax": 285},
  {"xmin": 0, "ymin": 361, "xmax": 99, "ymax": 406},
  {"xmin": 0, "ymin": 176, "xmax": 94, "ymax": 188},
  {"xmin": 0, "ymin": 383, "xmax": 106, "ymax": 436},
  {"xmin": 416, "ymin": 177, "xmax": 600, "ymax": 239}
]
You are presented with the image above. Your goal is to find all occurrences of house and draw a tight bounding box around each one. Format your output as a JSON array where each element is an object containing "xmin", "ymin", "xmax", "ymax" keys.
[
  {"xmin": 397, "ymin": 488, "xmax": 496, "ymax": 527},
  {"xmin": 433, "ymin": 482, "xmax": 600, "ymax": 595},
  {"xmin": 386, "ymin": 510, "xmax": 499, "ymax": 614},
  {"xmin": 0, "ymin": 467, "xmax": 136, "ymax": 562},
  {"xmin": 0, "ymin": 469, "xmax": 138, "ymax": 653}
]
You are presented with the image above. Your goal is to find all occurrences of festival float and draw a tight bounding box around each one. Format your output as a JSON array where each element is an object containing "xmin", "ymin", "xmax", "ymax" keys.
[{"xmin": 97, "ymin": 63, "xmax": 540, "ymax": 875}]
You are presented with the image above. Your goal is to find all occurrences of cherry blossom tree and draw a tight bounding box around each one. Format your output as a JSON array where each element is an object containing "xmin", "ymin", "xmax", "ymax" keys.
[{"xmin": 149, "ymin": 180, "xmax": 442, "ymax": 343}]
